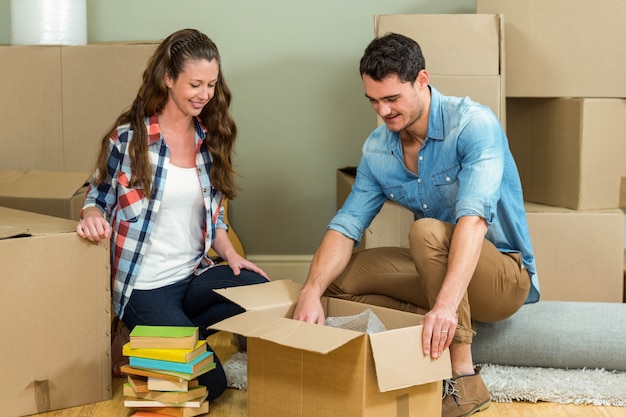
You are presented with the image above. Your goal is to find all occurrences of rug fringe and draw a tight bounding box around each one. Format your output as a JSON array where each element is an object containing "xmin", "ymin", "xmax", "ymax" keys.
[{"xmin": 480, "ymin": 363, "xmax": 626, "ymax": 407}]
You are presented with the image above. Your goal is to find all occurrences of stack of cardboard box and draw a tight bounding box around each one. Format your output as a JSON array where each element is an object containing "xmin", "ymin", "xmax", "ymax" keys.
[
  {"xmin": 0, "ymin": 43, "xmax": 156, "ymax": 416},
  {"xmin": 477, "ymin": 0, "xmax": 626, "ymax": 302},
  {"xmin": 0, "ymin": 42, "xmax": 157, "ymax": 220},
  {"xmin": 338, "ymin": 6, "xmax": 625, "ymax": 303}
]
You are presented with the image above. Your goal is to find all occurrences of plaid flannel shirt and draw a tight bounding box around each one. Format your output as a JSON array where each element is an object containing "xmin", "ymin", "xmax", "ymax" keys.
[{"xmin": 82, "ymin": 115, "xmax": 226, "ymax": 318}]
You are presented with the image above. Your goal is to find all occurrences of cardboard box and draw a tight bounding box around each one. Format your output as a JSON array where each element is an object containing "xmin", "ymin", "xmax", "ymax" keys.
[
  {"xmin": 210, "ymin": 279, "xmax": 451, "ymax": 417},
  {"xmin": 476, "ymin": 0, "xmax": 626, "ymax": 97},
  {"xmin": 525, "ymin": 203, "xmax": 624, "ymax": 303},
  {"xmin": 507, "ymin": 98, "xmax": 626, "ymax": 210},
  {"xmin": 336, "ymin": 168, "xmax": 625, "ymax": 302},
  {"xmin": 0, "ymin": 46, "xmax": 64, "ymax": 171},
  {"xmin": 0, "ymin": 207, "xmax": 111, "ymax": 417},
  {"xmin": 0, "ymin": 42, "xmax": 157, "ymax": 172},
  {"xmin": 61, "ymin": 43, "xmax": 158, "ymax": 172},
  {"xmin": 374, "ymin": 14, "xmax": 505, "ymax": 125},
  {"xmin": 0, "ymin": 169, "xmax": 90, "ymax": 220}
]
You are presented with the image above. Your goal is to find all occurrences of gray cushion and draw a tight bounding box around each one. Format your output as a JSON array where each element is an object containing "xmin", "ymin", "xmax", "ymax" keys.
[{"xmin": 472, "ymin": 301, "xmax": 626, "ymax": 371}]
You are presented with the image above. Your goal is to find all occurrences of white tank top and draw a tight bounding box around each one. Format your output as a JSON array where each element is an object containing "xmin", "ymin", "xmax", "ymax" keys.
[{"xmin": 134, "ymin": 164, "xmax": 204, "ymax": 289}]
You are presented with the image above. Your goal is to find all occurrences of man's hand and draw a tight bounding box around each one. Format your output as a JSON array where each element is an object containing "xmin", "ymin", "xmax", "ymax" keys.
[
  {"xmin": 293, "ymin": 289, "xmax": 326, "ymax": 325},
  {"xmin": 421, "ymin": 304, "xmax": 457, "ymax": 359}
]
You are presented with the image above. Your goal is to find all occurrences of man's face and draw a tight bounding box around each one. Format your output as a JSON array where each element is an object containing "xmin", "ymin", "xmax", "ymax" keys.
[{"xmin": 362, "ymin": 73, "xmax": 424, "ymax": 133}]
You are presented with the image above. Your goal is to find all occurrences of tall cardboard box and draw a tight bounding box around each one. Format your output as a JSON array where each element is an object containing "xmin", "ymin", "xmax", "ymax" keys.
[
  {"xmin": 0, "ymin": 207, "xmax": 111, "ymax": 417},
  {"xmin": 0, "ymin": 170, "xmax": 90, "ymax": 220},
  {"xmin": 211, "ymin": 280, "xmax": 451, "ymax": 417},
  {"xmin": 375, "ymin": 14, "xmax": 505, "ymax": 125},
  {"xmin": 476, "ymin": 0, "xmax": 626, "ymax": 97},
  {"xmin": 507, "ymin": 98, "xmax": 626, "ymax": 210},
  {"xmin": 525, "ymin": 203, "xmax": 624, "ymax": 303}
]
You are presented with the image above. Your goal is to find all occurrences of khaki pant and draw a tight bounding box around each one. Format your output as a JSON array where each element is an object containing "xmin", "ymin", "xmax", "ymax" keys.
[{"xmin": 325, "ymin": 218, "xmax": 531, "ymax": 344}]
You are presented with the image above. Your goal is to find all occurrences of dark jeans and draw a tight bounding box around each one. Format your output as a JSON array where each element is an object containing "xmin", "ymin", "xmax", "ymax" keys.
[{"xmin": 122, "ymin": 265, "xmax": 268, "ymax": 400}]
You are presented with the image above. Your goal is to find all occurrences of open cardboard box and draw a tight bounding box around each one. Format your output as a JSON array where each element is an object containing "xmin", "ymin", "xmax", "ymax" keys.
[{"xmin": 211, "ymin": 279, "xmax": 451, "ymax": 417}]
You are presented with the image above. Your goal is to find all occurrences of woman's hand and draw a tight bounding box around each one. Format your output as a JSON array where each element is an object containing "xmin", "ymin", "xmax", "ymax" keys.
[
  {"xmin": 225, "ymin": 252, "xmax": 269, "ymax": 280},
  {"xmin": 76, "ymin": 208, "xmax": 110, "ymax": 242}
]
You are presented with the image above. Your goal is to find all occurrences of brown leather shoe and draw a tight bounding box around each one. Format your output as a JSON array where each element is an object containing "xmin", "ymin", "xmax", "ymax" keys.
[{"xmin": 442, "ymin": 366, "xmax": 491, "ymax": 417}]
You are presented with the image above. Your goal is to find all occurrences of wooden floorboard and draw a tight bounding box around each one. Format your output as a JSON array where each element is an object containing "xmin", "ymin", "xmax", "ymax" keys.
[{"xmin": 29, "ymin": 331, "xmax": 626, "ymax": 417}]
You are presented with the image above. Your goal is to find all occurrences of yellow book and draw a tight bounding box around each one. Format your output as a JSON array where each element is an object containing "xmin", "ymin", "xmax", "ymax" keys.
[{"xmin": 123, "ymin": 340, "xmax": 207, "ymax": 363}]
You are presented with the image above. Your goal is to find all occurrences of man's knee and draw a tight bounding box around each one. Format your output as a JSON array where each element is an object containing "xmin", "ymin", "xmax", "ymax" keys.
[{"xmin": 409, "ymin": 218, "xmax": 452, "ymax": 249}]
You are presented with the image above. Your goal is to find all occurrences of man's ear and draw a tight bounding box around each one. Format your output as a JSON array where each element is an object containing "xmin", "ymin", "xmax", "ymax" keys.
[{"xmin": 415, "ymin": 69, "xmax": 429, "ymax": 89}]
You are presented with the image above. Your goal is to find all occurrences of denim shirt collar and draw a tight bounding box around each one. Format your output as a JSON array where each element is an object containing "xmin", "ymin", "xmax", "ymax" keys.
[{"xmin": 427, "ymin": 85, "xmax": 445, "ymax": 142}]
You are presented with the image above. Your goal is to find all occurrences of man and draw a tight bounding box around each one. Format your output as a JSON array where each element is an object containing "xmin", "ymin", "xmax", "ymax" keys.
[{"xmin": 293, "ymin": 33, "xmax": 539, "ymax": 417}]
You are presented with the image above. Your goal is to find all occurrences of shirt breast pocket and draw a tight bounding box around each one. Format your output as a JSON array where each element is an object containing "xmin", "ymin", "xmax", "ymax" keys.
[
  {"xmin": 382, "ymin": 185, "xmax": 405, "ymax": 202},
  {"xmin": 432, "ymin": 165, "xmax": 460, "ymax": 187},
  {"xmin": 116, "ymin": 171, "xmax": 145, "ymax": 222},
  {"xmin": 431, "ymin": 165, "xmax": 460, "ymax": 207}
]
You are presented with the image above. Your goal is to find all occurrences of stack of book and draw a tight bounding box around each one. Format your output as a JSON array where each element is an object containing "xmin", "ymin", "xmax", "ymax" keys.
[{"xmin": 121, "ymin": 325, "xmax": 216, "ymax": 417}]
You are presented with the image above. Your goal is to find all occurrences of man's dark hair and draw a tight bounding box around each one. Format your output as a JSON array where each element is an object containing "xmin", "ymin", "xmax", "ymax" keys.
[{"xmin": 359, "ymin": 33, "xmax": 426, "ymax": 83}]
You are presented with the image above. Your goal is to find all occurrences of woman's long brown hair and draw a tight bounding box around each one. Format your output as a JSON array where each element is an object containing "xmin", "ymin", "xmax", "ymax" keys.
[{"xmin": 93, "ymin": 28, "xmax": 238, "ymax": 200}]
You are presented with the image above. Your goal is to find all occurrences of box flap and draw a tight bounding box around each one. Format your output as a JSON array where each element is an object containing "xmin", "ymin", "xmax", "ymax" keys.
[
  {"xmin": 0, "ymin": 170, "xmax": 90, "ymax": 199},
  {"xmin": 214, "ymin": 279, "xmax": 302, "ymax": 316},
  {"xmin": 0, "ymin": 207, "xmax": 77, "ymax": 236},
  {"xmin": 0, "ymin": 226, "xmax": 29, "ymax": 240},
  {"xmin": 369, "ymin": 325, "xmax": 452, "ymax": 392},
  {"xmin": 210, "ymin": 310, "xmax": 363, "ymax": 354}
]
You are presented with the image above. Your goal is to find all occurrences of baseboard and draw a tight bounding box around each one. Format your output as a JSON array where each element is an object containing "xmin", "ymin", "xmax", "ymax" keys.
[{"xmin": 247, "ymin": 254, "xmax": 313, "ymax": 284}]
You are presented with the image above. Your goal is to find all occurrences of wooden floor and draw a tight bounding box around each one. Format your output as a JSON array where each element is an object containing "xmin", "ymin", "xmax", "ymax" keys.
[{"xmin": 31, "ymin": 331, "xmax": 626, "ymax": 417}]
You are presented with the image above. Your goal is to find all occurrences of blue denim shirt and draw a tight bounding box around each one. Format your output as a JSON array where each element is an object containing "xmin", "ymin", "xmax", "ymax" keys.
[{"xmin": 330, "ymin": 86, "xmax": 539, "ymax": 304}]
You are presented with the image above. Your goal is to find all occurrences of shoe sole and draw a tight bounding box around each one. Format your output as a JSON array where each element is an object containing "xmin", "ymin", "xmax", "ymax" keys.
[{"xmin": 459, "ymin": 399, "xmax": 491, "ymax": 417}]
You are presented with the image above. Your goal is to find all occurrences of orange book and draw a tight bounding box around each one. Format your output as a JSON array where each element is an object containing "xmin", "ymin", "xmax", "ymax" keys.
[{"xmin": 136, "ymin": 402, "xmax": 209, "ymax": 417}]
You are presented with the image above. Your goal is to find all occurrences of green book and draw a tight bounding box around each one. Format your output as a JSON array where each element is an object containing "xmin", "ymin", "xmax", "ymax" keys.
[{"xmin": 129, "ymin": 325, "xmax": 199, "ymax": 349}]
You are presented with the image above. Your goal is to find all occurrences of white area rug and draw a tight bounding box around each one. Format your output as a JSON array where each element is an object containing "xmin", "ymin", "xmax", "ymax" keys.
[
  {"xmin": 223, "ymin": 352, "xmax": 248, "ymax": 390},
  {"xmin": 480, "ymin": 363, "xmax": 626, "ymax": 407},
  {"xmin": 224, "ymin": 355, "xmax": 626, "ymax": 407}
]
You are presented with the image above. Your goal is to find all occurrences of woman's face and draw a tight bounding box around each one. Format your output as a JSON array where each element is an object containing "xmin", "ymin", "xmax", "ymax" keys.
[{"xmin": 164, "ymin": 58, "xmax": 219, "ymax": 117}]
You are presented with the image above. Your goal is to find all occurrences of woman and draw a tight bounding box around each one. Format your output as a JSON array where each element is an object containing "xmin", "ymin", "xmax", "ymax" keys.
[{"xmin": 76, "ymin": 28, "xmax": 269, "ymax": 400}]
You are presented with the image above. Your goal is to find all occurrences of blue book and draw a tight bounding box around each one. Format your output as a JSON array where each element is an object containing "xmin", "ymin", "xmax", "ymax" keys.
[{"xmin": 129, "ymin": 350, "xmax": 214, "ymax": 374}]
